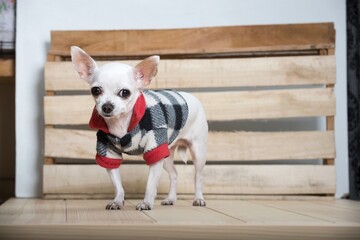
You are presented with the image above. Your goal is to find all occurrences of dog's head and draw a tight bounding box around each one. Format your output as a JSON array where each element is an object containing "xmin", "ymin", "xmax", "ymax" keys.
[{"xmin": 71, "ymin": 46, "xmax": 159, "ymax": 118}]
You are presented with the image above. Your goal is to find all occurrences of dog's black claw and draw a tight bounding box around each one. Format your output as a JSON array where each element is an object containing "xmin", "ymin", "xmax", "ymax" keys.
[
  {"xmin": 106, "ymin": 201, "xmax": 124, "ymax": 210},
  {"xmin": 161, "ymin": 199, "xmax": 175, "ymax": 206},
  {"xmin": 136, "ymin": 203, "xmax": 152, "ymax": 211},
  {"xmin": 193, "ymin": 199, "xmax": 206, "ymax": 207}
]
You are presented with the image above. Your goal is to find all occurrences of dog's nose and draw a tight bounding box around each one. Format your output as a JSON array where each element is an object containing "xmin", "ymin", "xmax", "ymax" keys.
[{"xmin": 102, "ymin": 103, "xmax": 114, "ymax": 114}]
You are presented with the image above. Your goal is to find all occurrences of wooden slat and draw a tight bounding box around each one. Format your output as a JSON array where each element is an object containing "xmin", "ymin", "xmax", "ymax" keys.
[
  {"xmin": 49, "ymin": 23, "xmax": 335, "ymax": 57},
  {"xmin": 66, "ymin": 200, "xmax": 153, "ymax": 224},
  {"xmin": 1, "ymin": 200, "xmax": 359, "ymax": 226},
  {"xmin": 204, "ymin": 200, "xmax": 333, "ymax": 224},
  {"xmin": 44, "ymin": 88, "xmax": 335, "ymax": 125},
  {"xmin": 197, "ymin": 88, "xmax": 335, "ymax": 121},
  {"xmin": 0, "ymin": 199, "xmax": 65, "ymax": 225},
  {"xmin": 2, "ymin": 225, "xmax": 360, "ymax": 240},
  {"xmin": 127, "ymin": 200, "xmax": 242, "ymax": 224},
  {"xmin": 44, "ymin": 56, "xmax": 336, "ymax": 91},
  {"xmin": 312, "ymin": 200, "xmax": 360, "ymax": 211},
  {"xmin": 0, "ymin": 59, "xmax": 15, "ymax": 77},
  {"xmin": 43, "ymin": 164, "xmax": 336, "ymax": 195},
  {"xmin": 257, "ymin": 201, "xmax": 360, "ymax": 224},
  {"xmin": 3, "ymin": 199, "xmax": 360, "ymax": 239},
  {"xmin": 44, "ymin": 128, "xmax": 335, "ymax": 161}
]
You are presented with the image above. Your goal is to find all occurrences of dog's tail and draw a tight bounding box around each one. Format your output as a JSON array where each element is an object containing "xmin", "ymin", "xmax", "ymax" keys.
[{"xmin": 177, "ymin": 145, "xmax": 188, "ymax": 164}]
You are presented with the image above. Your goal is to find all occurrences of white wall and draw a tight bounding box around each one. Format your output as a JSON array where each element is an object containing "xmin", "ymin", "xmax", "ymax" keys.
[{"xmin": 16, "ymin": 0, "xmax": 347, "ymax": 197}]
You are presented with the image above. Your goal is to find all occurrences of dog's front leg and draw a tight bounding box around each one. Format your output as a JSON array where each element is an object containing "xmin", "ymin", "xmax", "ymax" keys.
[
  {"xmin": 106, "ymin": 168, "xmax": 125, "ymax": 210},
  {"xmin": 136, "ymin": 160, "xmax": 164, "ymax": 210}
]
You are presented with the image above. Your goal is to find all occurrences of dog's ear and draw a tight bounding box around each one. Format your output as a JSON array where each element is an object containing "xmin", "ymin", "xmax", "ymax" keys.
[
  {"xmin": 134, "ymin": 55, "xmax": 160, "ymax": 88},
  {"xmin": 71, "ymin": 46, "xmax": 98, "ymax": 84}
]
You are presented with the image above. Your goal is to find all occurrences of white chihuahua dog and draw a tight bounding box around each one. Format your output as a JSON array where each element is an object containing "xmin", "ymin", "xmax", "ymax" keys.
[{"xmin": 71, "ymin": 46, "xmax": 208, "ymax": 211}]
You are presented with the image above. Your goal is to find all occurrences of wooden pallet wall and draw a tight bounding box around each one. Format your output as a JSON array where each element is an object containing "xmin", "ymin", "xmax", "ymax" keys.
[{"xmin": 43, "ymin": 23, "xmax": 336, "ymax": 199}]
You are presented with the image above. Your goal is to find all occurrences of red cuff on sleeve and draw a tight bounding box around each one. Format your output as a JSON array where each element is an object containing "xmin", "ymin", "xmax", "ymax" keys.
[
  {"xmin": 143, "ymin": 143, "xmax": 170, "ymax": 165},
  {"xmin": 96, "ymin": 154, "xmax": 123, "ymax": 169}
]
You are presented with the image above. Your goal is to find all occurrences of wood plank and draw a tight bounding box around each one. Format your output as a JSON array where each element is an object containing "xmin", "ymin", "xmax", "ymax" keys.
[
  {"xmin": 206, "ymin": 131, "xmax": 335, "ymax": 161},
  {"xmin": 0, "ymin": 198, "xmax": 65, "ymax": 225},
  {"xmin": 44, "ymin": 88, "xmax": 335, "ymax": 125},
  {"xmin": 0, "ymin": 59, "xmax": 15, "ymax": 77},
  {"xmin": 204, "ymin": 200, "xmax": 333, "ymax": 225},
  {"xmin": 44, "ymin": 128, "xmax": 335, "ymax": 161},
  {"xmin": 1, "ymin": 225, "xmax": 360, "ymax": 240},
  {"xmin": 2, "ymin": 199, "xmax": 360, "ymax": 239},
  {"xmin": 43, "ymin": 165, "xmax": 336, "ymax": 195},
  {"xmin": 127, "ymin": 200, "xmax": 242, "ymax": 224},
  {"xmin": 197, "ymin": 88, "xmax": 335, "ymax": 121},
  {"xmin": 257, "ymin": 201, "xmax": 360, "ymax": 224},
  {"xmin": 49, "ymin": 23, "xmax": 335, "ymax": 57},
  {"xmin": 312, "ymin": 200, "xmax": 360, "ymax": 211},
  {"xmin": 65, "ymin": 200, "xmax": 153, "ymax": 224},
  {"xmin": 44, "ymin": 128, "xmax": 96, "ymax": 160},
  {"xmin": 0, "ymin": 200, "xmax": 358, "ymax": 226},
  {"xmin": 44, "ymin": 56, "xmax": 336, "ymax": 91}
]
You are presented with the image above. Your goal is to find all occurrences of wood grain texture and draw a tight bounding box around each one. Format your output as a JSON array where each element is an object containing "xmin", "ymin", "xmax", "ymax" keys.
[
  {"xmin": 1, "ymin": 225, "xmax": 360, "ymax": 240},
  {"xmin": 257, "ymin": 201, "xmax": 360, "ymax": 224},
  {"xmin": 312, "ymin": 200, "xmax": 360, "ymax": 211},
  {"xmin": 127, "ymin": 200, "xmax": 242, "ymax": 224},
  {"xmin": 44, "ymin": 88, "xmax": 335, "ymax": 125},
  {"xmin": 44, "ymin": 56, "xmax": 336, "ymax": 91},
  {"xmin": 44, "ymin": 128, "xmax": 335, "ymax": 161},
  {"xmin": 66, "ymin": 200, "xmax": 153, "ymax": 224},
  {"xmin": 0, "ymin": 199, "xmax": 65, "ymax": 225},
  {"xmin": 0, "ymin": 59, "xmax": 15, "ymax": 77},
  {"xmin": 43, "ymin": 164, "xmax": 336, "ymax": 195},
  {"xmin": 2, "ymin": 199, "xmax": 359, "ymax": 239},
  {"xmin": 204, "ymin": 200, "xmax": 333, "ymax": 224},
  {"xmin": 196, "ymin": 88, "xmax": 335, "ymax": 121},
  {"xmin": 49, "ymin": 23, "xmax": 335, "ymax": 57}
]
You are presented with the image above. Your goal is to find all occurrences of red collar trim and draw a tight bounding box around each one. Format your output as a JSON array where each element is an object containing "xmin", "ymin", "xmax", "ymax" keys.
[
  {"xmin": 127, "ymin": 93, "xmax": 146, "ymax": 131},
  {"xmin": 89, "ymin": 107, "xmax": 109, "ymax": 133},
  {"xmin": 89, "ymin": 93, "xmax": 146, "ymax": 133}
]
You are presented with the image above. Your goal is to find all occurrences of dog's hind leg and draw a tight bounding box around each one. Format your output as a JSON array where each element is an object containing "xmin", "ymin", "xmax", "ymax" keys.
[
  {"xmin": 189, "ymin": 138, "xmax": 207, "ymax": 207},
  {"xmin": 161, "ymin": 150, "xmax": 177, "ymax": 206},
  {"xmin": 178, "ymin": 91, "xmax": 208, "ymax": 207}
]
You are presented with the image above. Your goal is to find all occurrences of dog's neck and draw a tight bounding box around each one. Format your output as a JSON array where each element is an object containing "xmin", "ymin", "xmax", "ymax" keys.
[
  {"xmin": 101, "ymin": 91, "xmax": 143, "ymax": 139},
  {"xmin": 104, "ymin": 110, "xmax": 133, "ymax": 138}
]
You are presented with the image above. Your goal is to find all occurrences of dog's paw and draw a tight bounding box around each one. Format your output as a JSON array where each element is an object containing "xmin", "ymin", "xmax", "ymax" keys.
[
  {"xmin": 161, "ymin": 199, "xmax": 175, "ymax": 206},
  {"xmin": 105, "ymin": 201, "xmax": 124, "ymax": 210},
  {"xmin": 193, "ymin": 198, "xmax": 206, "ymax": 207},
  {"xmin": 136, "ymin": 202, "xmax": 152, "ymax": 211}
]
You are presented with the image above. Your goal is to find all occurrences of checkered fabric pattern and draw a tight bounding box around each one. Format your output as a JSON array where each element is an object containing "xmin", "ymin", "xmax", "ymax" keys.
[{"xmin": 89, "ymin": 90, "xmax": 189, "ymax": 168}]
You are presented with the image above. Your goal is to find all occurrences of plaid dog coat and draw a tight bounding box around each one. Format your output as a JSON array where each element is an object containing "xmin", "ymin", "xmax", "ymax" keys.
[{"xmin": 89, "ymin": 90, "xmax": 189, "ymax": 169}]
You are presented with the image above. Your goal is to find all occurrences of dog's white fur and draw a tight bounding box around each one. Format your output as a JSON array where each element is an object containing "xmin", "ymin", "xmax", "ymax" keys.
[{"xmin": 71, "ymin": 46, "xmax": 208, "ymax": 210}]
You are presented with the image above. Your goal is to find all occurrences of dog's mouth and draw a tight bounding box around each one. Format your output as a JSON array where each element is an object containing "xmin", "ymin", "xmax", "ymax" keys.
[
  {"xmin": 100, "ymin": 113, "xmax": 114, "ymax": 118},
  {"xmin": 97, "ymin": 106, "xmax": 126, "ymax": 119}
]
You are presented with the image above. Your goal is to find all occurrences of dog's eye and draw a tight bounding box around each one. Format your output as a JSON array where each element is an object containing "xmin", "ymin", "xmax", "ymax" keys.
[
  {"xmin": 118, "ymin": 89, "xmax": 131, "ymax": 98},
  {"xmin": 91, "ymin": 87, "xmax": 102, "ymax": 96}
]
